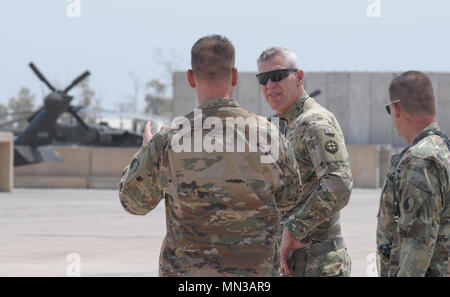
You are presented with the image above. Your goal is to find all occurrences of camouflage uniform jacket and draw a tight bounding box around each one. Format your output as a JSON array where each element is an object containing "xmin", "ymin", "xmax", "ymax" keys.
[
  {"xmin": 119, "ymin": 97, "xmax": 302, "ymax": 277},
  {"xmin": 280, "ymin": 92, "xmax": 353, "ymax": 242},
  {"xmin": 377, "ymin": 122, "xmax": 450, "ymax": 277}
]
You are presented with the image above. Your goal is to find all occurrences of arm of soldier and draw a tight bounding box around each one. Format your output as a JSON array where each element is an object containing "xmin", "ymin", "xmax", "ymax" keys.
[
  {"xmin": 390, "ymin": 158, "xmax": 444, "ymax": 277},
  {"xmin": 284, "ymin": 124, "xmax": 353, "ymax": 240},
  {"xmin": 276, "ymin": 142, "xmax": 311, "ymax": 276},
  {"xmin": 275, "ymin": 139, "xmax": 302, "ymax": 212},
  {"xmin": 119, "ymin": 129, "xmax": 170, "ymax": 215}
]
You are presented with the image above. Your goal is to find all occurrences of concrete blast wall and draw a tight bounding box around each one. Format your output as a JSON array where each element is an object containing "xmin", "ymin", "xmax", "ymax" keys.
[
  {"xmin": 0, "ymin": 133, "xmax": 13, "ymax": 192},
  {"xmin": 14, "ymin": 146, "xmax": 137, "ymax": 189},
  {"xmin": 14, "ymin": 144, "xmax": 396, "ymax": 189}
]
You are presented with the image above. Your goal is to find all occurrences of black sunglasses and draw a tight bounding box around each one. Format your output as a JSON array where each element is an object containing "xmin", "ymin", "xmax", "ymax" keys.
[
  {"xmin": 256, "ymin": 68, "xmax": 298, "ymax": 85},
  {"xmin": 385, "ymin": 99, "xmax": 401, "ymax": 115}
]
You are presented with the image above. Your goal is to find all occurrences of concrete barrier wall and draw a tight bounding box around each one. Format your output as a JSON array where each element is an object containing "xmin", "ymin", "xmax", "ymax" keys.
[
  {"xmin": 348, "ymin": 145, "xmax": 380, "ymax": 189},
  {"xmin": 173, "ymin": 71, "xmax": 450, "ymax": 146},
  {"xmin": 347, "ymin": 145, "xmax": 395, "ymax": 189},
  {"xmin": 15, "ymin": 146, "xmax": 91, "ymax": 176},
  {"xmin": 14, "ymin": 145, "xmax": 394, "ymax": 189},
  {"xmin": 15, "ymin": 146, "xmax": 138, "ymax": 189},
  {"xmin": 0, "ymin": 133, "xmax": 13, "ymax": 192}
]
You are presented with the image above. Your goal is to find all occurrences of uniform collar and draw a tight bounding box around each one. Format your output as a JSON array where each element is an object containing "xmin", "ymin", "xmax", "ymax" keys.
[
  {"xmin": 412, "ymin": 122, "xmax": 441, "ymax": 145},
  {"xmin": 280, "ymin": 92, "xmax": 310, "ymax": 124},
  {"xmin": 197, "ymin": 97, "xmax": 240, "ymax": 109}
]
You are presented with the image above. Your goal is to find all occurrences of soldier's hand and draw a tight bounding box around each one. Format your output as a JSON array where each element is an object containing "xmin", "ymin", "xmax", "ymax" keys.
[
  {"xmin": 280, "ymin": 229, "xmax": 312, "ymax": 276},
  {"xmin": 143, "ymin": 121, "xmax": 153, "ymax": 146}
]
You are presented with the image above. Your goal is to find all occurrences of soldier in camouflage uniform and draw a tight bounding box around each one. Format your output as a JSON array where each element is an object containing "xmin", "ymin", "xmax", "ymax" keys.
[
  {"xmin": 119, "ymin": 35, "xmax": 302, "ymax": 276},
  {"xmin": 256, "ymin": 47, "xmax": 353, "ymax": 277},
  {"xmin": 377, "ymin": 71, "xmax": 449, "ymax": 277}
]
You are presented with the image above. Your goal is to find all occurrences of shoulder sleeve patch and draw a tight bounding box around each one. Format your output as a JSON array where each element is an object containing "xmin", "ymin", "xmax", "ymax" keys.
[
  {"xmin": 398, "ymin": 181, "xmax": 432, "ymax": 230},
  {"xmin": 325, "ymin": 140, "xmax": 339, "ymax": 154},
  {"xmin": 305, "ymin": 125, "xmax": 348, "ymax": 164},
  {"xmin": 402, "ymin": 196, "xmax": 415, "ymax": 213},
  {"xmin": 130, "ymin": 158, "xmax": 140, "ymax": 173}
]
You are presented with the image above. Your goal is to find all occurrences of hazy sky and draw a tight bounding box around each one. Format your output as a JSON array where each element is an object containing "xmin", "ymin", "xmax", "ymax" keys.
[{"xmin": 1, "ymin": 0, "xmax": 449, "ymax": 110}]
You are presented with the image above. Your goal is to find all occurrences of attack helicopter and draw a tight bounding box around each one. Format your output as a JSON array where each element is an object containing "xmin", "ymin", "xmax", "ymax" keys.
[{"xmin": 0, "ymin": 62, "xmax": 167, "ymax": 167}]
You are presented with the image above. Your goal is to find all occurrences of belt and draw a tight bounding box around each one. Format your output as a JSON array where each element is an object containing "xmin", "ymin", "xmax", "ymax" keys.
[{"xmin": 305, "ymin": 237, "xmax": 346, "ymax": 258}]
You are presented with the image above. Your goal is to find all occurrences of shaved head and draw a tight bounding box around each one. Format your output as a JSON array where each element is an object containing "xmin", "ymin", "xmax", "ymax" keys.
[
  {"xmin": 389, "ymin": 71, "xmax": 436, "ymax": 117},
  {"xmin": 191, "ymin": 35, "xmax": 235, "ymax": 82}
]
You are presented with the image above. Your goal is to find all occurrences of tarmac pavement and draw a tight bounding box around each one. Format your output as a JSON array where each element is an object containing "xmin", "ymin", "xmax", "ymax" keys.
[{"xmin": 0, "ymin": 188, "xmax": 381, "ymax": 277}]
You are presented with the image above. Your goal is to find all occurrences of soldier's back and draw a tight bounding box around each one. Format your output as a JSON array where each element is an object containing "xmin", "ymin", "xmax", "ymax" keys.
[{"xmin": 159, "ymin": 98, "xmax": 298, "ymax": 276}]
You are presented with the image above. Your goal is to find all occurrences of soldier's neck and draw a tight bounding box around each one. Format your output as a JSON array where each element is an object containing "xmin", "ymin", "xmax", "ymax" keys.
[
  {"xmin": 278, "ymin": 89, "xmax": 306, "ymax": 115},
  {"xmin": 196, "ymin": 84, "xmax": 234, "ymax": 105},
  {"xmin": 402, "ymin": 117, "xmax": 435, "ymax": 145}
]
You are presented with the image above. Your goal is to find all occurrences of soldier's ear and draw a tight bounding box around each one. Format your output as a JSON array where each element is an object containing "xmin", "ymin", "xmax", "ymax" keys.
[
  {"xmin": 392, "ymin": 102, "xmax": 402, "ymax": 118},
  {"xmin": 231, "ymin": 67, "xmax": 238, "ymax": 87},
  {"xmin": 296, "ymin": 69, "xmax": 304, "ymax": 87},
  {"xmin": 187, "ymin": 70, "xmax": 196, "ymax": 88}
]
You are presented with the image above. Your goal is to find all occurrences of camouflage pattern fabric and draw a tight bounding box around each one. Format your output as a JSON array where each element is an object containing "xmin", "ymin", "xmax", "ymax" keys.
[
  {"xmin": 377, "ymin": 122, "xmax": 450, "ymax": 277},
  {"xmin": 119, "ymin": 97, "xmax": 302, "ymax": 277},
  {"xmin": 280, "ymin": 92, "xmax": 353, "ymax": 277},
  {"xmin": 288, "ymin": 239, "xmax": 351, "ymax": 277}
]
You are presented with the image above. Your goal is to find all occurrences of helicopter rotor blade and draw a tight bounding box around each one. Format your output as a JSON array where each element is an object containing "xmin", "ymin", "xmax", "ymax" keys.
[
  {"xmin": 67, "ymin": 106, "xmax": 89, "ymax": 131},
  {"xmin": 78, "ymin": 107, "xmax": 118, "ymax": 114},
  {"xmin": 0, "ymin": 111, "xmax": 35, "ymax": 117},
  {"xmin": 29, "ymin": 62, "xmax": 56, "ymax": 92},
  {"xmin": 0, "ymin": 115, "xmax": 31, "ymax": 129},
  {"xmin": 63, "ymin": 71, "xmax": 91, "ymax": 94},
  {"xmin": 78, "ymin": 107, "xmax": 170, "ymax": 125}
]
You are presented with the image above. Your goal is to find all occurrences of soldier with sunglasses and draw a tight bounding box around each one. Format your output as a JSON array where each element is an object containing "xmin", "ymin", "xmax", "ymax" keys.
[
  {"xmin": 256, "ymin": 47, "xmax": 353, "ymax": 277},
  {"xmin": 377, "ymin": 71, "xmax": 449, "ymax": 277}
]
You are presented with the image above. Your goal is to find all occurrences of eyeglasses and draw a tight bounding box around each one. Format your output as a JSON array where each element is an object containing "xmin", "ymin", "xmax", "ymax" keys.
[
  {"xmin": 256, "ymin": 68, "xmax": 298, "ymax": 85},
  {"xmin": 385, "ymin": 99, "xmax": 401, "ymax": 115}
]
